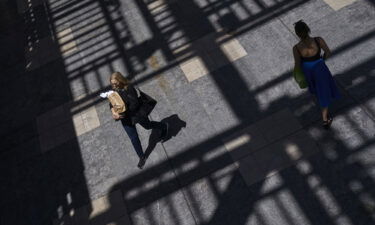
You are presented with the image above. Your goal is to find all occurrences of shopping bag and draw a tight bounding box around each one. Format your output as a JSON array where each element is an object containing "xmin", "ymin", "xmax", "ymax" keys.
[
  {"xmin": 108, "ymin": 91, "xmax": 126, "ymax": 113},
  {"xmin": 293, "ymin": 67, "xmax": 308, "ymax": 89}
]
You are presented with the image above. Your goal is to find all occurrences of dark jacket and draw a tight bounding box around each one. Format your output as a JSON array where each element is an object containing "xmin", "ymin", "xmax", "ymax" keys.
[{"xmin": 109, "ymin": 85, "xmax": 142, "ymax": 125}]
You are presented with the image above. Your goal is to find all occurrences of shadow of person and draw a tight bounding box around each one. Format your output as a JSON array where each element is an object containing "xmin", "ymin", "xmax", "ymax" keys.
[{"xmin": 144, "ymin": 114, "xmax": 186, "ymax": 158}]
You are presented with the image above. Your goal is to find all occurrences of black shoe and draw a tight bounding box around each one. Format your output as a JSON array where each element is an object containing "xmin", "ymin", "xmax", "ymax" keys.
[
  {"xmin": 160, "ymin": 122, "xmax": 169, "ymax": 139},
  {"xmin": 322, "ymin": 117, "xmax": 333, "ymax": 130},
  {"xmin": 137, "ymin": 156, "xmax": 146, "ymax": 169}
]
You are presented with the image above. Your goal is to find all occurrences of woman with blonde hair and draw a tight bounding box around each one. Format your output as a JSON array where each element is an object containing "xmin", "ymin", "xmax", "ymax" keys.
[
  {"xmin": 292, "ymin": 20, "xmax": 341, "ymax": 129},
  {"xmin": 109, "ymin": 72, "xmax": 168, "ymax": 169}
]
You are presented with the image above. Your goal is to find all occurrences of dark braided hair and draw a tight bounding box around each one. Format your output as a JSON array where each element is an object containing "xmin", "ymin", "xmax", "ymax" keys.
[{"xmin": 294, "ymin": 20, "xmax": 310, "ymax": 39}]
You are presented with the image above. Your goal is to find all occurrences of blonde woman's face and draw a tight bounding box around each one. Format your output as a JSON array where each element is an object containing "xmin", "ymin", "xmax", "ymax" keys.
[{"xmin": 110, "ymin": 79, "xmax": 120, "ymax": 89}]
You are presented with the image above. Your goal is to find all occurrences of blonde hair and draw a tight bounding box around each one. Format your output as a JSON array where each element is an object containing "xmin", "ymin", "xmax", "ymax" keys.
[{"xmin": 110, "ymin": 72, "xmax": 130, "ymax": 90}]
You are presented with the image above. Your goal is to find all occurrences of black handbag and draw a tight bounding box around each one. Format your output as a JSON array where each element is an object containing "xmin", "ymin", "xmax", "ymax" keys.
[{"xmin": 136, "ymin": 89, "xmax": 157, "ymax": 117}]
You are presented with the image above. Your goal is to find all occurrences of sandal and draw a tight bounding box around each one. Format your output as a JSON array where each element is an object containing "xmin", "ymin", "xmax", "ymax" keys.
[{"xmin": 322, "ymin": 116, "xmax": 333, "ymax": 130}]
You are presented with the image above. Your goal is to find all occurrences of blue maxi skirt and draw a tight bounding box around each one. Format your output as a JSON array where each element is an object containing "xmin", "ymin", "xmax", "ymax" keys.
[{"xmin": 302, "ymin": 58, "xmax": 341, "ymax": 107}]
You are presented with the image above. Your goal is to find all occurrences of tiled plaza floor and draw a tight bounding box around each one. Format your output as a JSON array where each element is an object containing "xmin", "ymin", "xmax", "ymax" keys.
[{"xmin": 1, "ymin": 0, "xmax": 375, "ymax": 224}]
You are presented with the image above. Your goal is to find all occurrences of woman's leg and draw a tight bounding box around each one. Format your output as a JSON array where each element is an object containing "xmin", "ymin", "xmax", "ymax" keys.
[
  {"xmin": 122, "ymin": 124, "xmax": 144, "ymax": 158},
  {"xmin": 321, "ymin": 107, "xmax": 329, "ymax": 121}
]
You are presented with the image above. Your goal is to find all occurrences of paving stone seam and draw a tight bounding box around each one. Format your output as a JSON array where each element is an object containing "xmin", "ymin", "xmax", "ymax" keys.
[{"xmin": 149, "ymin": 113, "xmax": 200, "ymax": 225}]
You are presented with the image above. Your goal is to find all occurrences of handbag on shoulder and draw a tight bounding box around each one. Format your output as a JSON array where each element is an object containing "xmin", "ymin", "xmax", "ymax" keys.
[
  {"xmin": 293, "ymin": 67, "xmax": 308, "ymax": 89},
  {"xmin": 136, "ymin": 88, "xmax": 157, "ymax": 117}
]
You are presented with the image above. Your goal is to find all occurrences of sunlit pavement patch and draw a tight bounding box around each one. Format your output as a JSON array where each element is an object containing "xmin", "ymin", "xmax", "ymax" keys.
[
  {"xmin": 323, "ymin": 0, "xmax": 358, "ymax": 11},
  {"xmin": 57, "ymin": 27, "xmax": 78, "ymax": 56},
  {"xmin": 177, "ymin": 33, "xmax": 247, "ymax": 82}
]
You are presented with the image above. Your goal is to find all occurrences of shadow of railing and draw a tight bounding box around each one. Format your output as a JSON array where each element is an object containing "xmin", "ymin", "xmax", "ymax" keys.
[{"xmin": 2, "ymin": 0, "xmax": 375, "ymax": 224}]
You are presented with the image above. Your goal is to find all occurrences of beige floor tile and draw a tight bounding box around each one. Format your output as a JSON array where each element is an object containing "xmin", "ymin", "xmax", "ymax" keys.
[
  {"xmin": 73, "ymin": 106, "xmax": 100, "ymax": 136},
  {"xmin": 57, "ymin": 28, "xmax": 74, "ymax": 43},
  {"xmin": 60, "ymin": 41, "xmax": 78, "ymax": 56},
  {"xmin": 147, "ymin": 0, "xmax": 167, "ymax": 13},
  {"xmin": 220, "ymin": 38, "xmax": 247, "ymax": 62},
  {"xmin": 57, "ymin": 27, "xmax": 78, "ymax": 56},
  {"xmin": 82, "ymin": 106, "xmax": 101, "ymax": 130},
  {"xmin": 180, "ymin": 57, "xmax": 209, "ymax": 82},
  {"xmin": 323, "ymin": 0, "xmax": 358, "ymax": 11},
  {"xmin": 72, "ymin": 113, "xmax": 85, "ymax": 136},
  {"xmin": 89, "ymin": 190, "xmax": 129, "ymax": 225}
]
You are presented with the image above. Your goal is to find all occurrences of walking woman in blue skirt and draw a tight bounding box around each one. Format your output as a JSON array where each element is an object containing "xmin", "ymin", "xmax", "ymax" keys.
[{"xmin": 292, "ymin": 20, "xmax": 341, "ymax": 129}]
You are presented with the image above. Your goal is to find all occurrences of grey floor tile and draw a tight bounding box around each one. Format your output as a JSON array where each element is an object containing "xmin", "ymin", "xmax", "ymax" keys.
[
  {"xmin": 236, "ymin": 153, "xmax": 265, "ymax": 186},
  {"xmin": 256, "ymin": 108, "xmax": 302, "ymax": 142},
  {"xmin": 222, "ymin": 124, "xmax": 268, "ymax": 161}
]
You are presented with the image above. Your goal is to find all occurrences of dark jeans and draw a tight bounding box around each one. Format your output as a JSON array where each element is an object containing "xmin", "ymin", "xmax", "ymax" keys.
[{"xmin": 122, "ymin": 117, "xmax": 165, "ymax": 158}]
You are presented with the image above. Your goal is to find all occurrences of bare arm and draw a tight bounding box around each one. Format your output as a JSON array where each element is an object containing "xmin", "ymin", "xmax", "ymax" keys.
[
  {"xmin": 293, "ymin": 45, "xmax": 301, "ymax": 70},
  {"xmin": 317, "ymin": 37, "xmax": 331, "ymax": 60}
]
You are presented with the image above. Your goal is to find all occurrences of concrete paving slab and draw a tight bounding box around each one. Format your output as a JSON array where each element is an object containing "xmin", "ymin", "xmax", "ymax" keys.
[
  {"xmin": 180, "ymin": 56, "xmax": 209, "ymax": 82},
  {"xmin": 127, "ymin": 183, "xmax": 196, "ymax": 225},
  {"xmin": 219, "ymin": 38, "xmax": 247, "ymax": 62},
  {"xmin": 96, "ymin": 102, "xmax": 115, "ymax": 126},
  {"xmin": 235, "ymin": 153, "xmax": 265, "ymax": 186},
  {"xmin": 188, "ymin": 71, "xmax": 244, "ymax": 132},
  {"xmin": 256, "ymin": 108, "xmax": 302, "ymax": 143},
  {"xmin": 76, "ymin": 132, "xmax": 118, "ymax": 197},
  {"xmin": 236, "ymin": 19, "xmax": 297, "ymax": 83},
  {"xmin": 236, "ymin": 128, "xmax": 319, "ymax": 187},
  {"xmin": 38, "ymin": 121, "xmax": 76, "ymax": 153},
  {"xmin": 253, "ymin": 143, "xmax": 292, "ymax": 179},
  {"xmin": 223, "ymin": 124, "xmax": 268, "ymax": 161},
  {"xmin": 182, "ymin": 163, "xmax": 250, "ymax": 225},
  {"xmin": 37, "ymin": 104, "xmax": 70, "ymax": 132}
]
